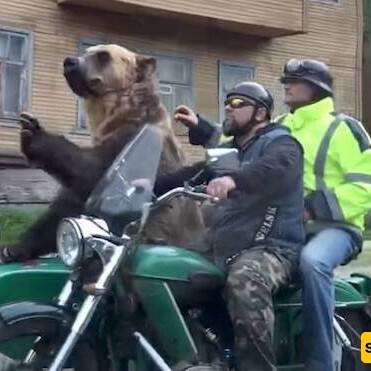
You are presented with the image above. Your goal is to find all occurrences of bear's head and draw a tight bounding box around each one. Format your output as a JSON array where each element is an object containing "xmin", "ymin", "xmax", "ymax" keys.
[
  {"xmin": 63, "ymin": 44, "xmax": 156, "ymax": 99},
  {"xmin": 63, "ymin": 44, "xmax": 168, "ymax": 143}
]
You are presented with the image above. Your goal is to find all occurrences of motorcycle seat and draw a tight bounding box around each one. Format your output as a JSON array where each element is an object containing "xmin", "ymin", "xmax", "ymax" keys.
[
  {"xmin": 169, "ymin": 271, "xmax": 225, "ymax": 308},
  {"xmin": 188, "ymin": 271, "xmax": 225, "ymax": 292}
]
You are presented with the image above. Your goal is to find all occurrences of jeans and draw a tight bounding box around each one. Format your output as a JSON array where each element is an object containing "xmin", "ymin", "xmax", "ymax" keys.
[{"xmin": 299, "ymin": 228, "xmax": 357, "ymax": 371}]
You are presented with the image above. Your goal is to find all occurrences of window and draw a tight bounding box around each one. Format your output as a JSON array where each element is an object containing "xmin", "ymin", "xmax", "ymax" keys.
[
  {"xmin": 155, "ymin": 55, "xmax": 192, "ymax": 134},
  {"xmin": 77, "ymin": 41, "xmax": 192, "ymax": 133},
  {"xmin": 0, "ymin": 28, "xmax": 31, "ymax": 121},
  {"xmin": 219, "ymin": 61, "xmax": 255, "ymax": 122}
]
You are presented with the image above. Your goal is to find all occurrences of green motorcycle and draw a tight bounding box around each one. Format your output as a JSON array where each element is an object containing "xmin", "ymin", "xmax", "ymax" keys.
[{"xmin": 0, "ymin": 125, "xmax": 369, "ymax": 370}]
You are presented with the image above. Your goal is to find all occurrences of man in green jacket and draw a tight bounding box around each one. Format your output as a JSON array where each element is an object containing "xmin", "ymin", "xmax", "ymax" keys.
[{"xmin": 175, "ymin": 59, "xmax": 371, "ymax": 370}]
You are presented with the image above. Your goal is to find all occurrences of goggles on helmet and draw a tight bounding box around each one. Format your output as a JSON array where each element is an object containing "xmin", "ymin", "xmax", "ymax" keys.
[{"xmin": 284, "ymin": 58, "xmax": 326, "ymax": 77}]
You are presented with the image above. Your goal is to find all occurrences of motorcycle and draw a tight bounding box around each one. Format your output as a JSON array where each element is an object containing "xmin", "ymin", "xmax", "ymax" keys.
[{"xmin": 0, "ymin": 124, "xmax": 369, "ymax": 370}]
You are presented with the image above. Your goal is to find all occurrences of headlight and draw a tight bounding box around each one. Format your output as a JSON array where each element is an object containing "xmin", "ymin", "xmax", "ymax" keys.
[
  {"xmin": 56, "ymin": 217, "xmax": 110, "ymax": 267},
  {"xmin": 57, "ymin": 219, "xmax": 83, "ymax": 267}
]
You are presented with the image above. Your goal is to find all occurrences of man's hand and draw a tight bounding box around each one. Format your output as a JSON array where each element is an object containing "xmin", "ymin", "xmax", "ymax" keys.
[
  {"xmin": 174, "ymin": 105, "xmax": 198, "ymax": 128},
  {"xmin": 207, "ymin": 176, "xmax": 236, "ymax": 199}
]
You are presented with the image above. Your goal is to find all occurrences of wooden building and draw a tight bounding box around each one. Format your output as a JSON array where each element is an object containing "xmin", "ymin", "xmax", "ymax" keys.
[{"xmin": 0, "ymin": 0, "xmax": 363, "ymax": 204}]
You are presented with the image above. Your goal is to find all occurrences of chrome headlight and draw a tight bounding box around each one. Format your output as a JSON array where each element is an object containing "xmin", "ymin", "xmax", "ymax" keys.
[
  {"xmin": 57, "ymin": 219, "xmax": 83, "ymax": 267},
  {"xmin": 56, "ymin": 217, "xmax": 110, "ymax": 267}
]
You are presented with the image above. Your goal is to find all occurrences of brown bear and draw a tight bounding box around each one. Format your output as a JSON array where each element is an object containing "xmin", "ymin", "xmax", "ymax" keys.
[{"xmin": 0, "ymin": 44, "xmax": 206, "ymax": 263}]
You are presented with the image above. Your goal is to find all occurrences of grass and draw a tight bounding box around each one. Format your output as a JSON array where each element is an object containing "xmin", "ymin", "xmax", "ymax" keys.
[{"xmin": 0, "ymin": 207, "xmax": 44, "ymax": 246}]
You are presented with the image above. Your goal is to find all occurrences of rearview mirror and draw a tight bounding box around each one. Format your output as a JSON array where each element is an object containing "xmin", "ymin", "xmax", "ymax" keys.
[{"xmin": 206, "ymin": 148, "xmax": 239, "ymax": 169}]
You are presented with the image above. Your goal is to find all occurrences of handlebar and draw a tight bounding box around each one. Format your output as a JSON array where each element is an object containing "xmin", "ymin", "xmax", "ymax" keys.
[
  {"xmin": 155, "ymin": 186, "xmax": 219, "ymax": 205},
  {"xmin": 86, "ymin": 187, "xmax": 218, "ymax": 246}
]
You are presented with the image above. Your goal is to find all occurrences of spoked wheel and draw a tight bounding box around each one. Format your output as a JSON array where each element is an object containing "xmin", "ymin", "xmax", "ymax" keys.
[{"xmin": 0, "ymin": 316, "xmax": 103, "ymax": 371}]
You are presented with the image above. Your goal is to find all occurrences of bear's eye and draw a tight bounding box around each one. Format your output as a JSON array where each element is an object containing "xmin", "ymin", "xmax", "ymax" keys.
[{"xmin": 96, "ymin": 51, "xmax": 110, "ymax": 65}]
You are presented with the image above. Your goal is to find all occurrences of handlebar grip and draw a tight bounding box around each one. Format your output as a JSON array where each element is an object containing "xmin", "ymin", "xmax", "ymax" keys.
[
  {"xmin": 192, "ymin": 184, "xmax": 207, "ymax": 194},
  {"xmin": 182, "ymin": 189, "xmax": 217, "ymax": 203}
]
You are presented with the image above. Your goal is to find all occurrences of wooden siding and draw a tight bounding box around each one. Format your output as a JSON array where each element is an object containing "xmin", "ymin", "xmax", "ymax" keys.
[
  {"xmin": 58, "ymin": 0, "xmax": 307, "ymax": 37},
  {"xmin": 0, "ymin": 169, "xmax": 58, "ymax": 204},
  {"xmin": 0, "ymin": 0, "xmax": 362, "ymax": 166}
]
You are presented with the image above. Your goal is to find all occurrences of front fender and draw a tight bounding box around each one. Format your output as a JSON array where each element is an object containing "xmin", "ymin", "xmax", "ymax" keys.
[
  {"xmin": 0, "ymin": 301, "xmax": 68, "ymax": 326},
  {"xmin": 0, "ymin": 302, "xmax": 71, "ymax": 362}
]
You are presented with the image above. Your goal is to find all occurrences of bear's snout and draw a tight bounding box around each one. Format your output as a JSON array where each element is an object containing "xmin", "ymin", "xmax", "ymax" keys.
[
  {"xmin": 63, "ymin": 56, "xmax": 91, "ymax": 98},
  {"xmin": 64, "ymin": 57, "xmax": 80, "ymax": 70}
]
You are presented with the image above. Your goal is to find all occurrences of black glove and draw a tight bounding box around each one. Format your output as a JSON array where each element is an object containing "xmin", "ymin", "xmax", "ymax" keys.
[{"xmin": 207, "ymin": 154, "xmax": 240, "ymax": 178}]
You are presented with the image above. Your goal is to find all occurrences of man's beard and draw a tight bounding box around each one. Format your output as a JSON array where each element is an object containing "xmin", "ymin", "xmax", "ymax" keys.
[{"xmin": 222, "ymin": 118, "xmax": 253, "ymax": 137}]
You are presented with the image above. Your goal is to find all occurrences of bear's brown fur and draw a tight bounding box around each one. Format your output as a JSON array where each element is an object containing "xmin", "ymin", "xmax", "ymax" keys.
[{"xmin": 0, "ymin": 44, "xmax": 206, "ymax": 262}]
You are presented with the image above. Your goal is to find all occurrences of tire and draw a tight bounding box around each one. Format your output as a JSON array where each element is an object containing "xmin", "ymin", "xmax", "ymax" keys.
[
  {"xmin": 0, "ymin": 316, "xmax": 104, "ymax": 371},
  {"xmin": 337, "ymin": 309, "xmax": 371, "ymax": 371}
]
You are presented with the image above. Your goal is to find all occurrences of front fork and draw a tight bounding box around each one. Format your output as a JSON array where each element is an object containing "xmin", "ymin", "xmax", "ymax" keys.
[
  {"xmin": 24, "ymin": 244, "xmax": 182, "ymax": 371},
  {"xmin": 48, "ymin": 243, "xmax": 126, "ymax": 371},
  {"xmin": 23, "ymin": 278, "xmax": 76, "ymax": 365}
]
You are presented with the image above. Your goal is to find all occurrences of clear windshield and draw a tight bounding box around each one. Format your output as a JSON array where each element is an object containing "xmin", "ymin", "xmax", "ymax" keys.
[{"xmin": 85, "ymin": 125, "xmax": 164, "ymax": 229}]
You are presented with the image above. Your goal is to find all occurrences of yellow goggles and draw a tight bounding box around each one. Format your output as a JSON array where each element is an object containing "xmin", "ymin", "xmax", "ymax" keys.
[{"xmin": 224, "ymin": 97, "xmax": 255, "ymax": 109}]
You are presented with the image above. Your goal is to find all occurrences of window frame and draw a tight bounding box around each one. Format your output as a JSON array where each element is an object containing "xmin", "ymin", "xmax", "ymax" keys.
[
  {"xmin": 147, "ymin": 50, "xmax": 193, "ymax": 135},
  {"xmin": 132, "ymin": 48, "xmax": 194, "ymax": 129},
  {"xmin": 0, "ymin": 25, "xmax": 33, "ymax": 126},
  {"xmin": 134, "ymin": 47, "xmax": 193, "ymax": 94},
  {"xmin": 218, "ymin": 60, "xmax": 255, "ymax": 123}
]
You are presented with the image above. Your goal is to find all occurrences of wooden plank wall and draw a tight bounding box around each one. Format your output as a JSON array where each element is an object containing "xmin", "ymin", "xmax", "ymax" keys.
[
  {"xmin": 0, "ymin": 169, "xmax": 58, "ymax": 204},
  {"xmin": 60, "ymin": 0, "xmax": 305, "ymax": 35},
  {"xmin": 0, "ymin": 0, "xmax": 362, "ymax": 165}
]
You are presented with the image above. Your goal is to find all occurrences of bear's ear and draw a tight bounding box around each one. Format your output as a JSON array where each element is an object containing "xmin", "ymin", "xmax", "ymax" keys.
[{"xmin": 136, "ymin": 56, "xmax": 156, "ymax": 82}]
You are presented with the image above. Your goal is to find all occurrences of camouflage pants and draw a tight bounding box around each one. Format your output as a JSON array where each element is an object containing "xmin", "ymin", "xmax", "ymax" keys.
[{"xmin": 225, "ymin": 245, "xmax": 298, "ymax": 371}]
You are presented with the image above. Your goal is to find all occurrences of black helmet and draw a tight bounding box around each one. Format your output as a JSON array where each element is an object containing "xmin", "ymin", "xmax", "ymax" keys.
[
  {"xmin": 226, "ymin": 82, "xmax": 274, "ymax": 116},
  {"xmin": 280, "ymin": 58, "xmax": 333, "ymax": 95}
]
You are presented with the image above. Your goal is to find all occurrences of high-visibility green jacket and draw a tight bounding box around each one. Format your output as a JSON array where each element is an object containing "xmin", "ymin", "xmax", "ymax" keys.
[
  {"xmin": 197, "ymin": 97, "xmax": 371, "ymax": 234},
  {"xmin": 278, "ymin": 97, "xmax": 371, "ymax": 231}
]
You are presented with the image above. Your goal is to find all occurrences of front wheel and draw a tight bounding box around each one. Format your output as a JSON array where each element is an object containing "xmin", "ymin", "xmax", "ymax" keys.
[{"xmin": 0, "ymin": 316, "xmax": 104, "ymax": 370}]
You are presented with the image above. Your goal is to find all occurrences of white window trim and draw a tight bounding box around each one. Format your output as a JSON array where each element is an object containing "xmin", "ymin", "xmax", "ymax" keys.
[{"xmin": 0, "ymin": 25, "xmax": 33, "ymax": 126}]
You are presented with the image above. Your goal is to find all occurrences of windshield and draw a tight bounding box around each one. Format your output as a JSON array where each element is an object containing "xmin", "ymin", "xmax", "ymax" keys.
[{"xmin": 85, "ymin": 125, "xmax": 164, "ymax": 232}]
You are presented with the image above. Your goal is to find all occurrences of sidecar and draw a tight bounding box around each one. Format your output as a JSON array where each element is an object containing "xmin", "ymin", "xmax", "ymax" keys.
[
  {"xmin": 0, "ymin": 257, "xmax": 69, "ymax": 304},
  {"xmin": 0, "ymin": 257, "xmax": 68, "ymax": 361}
]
